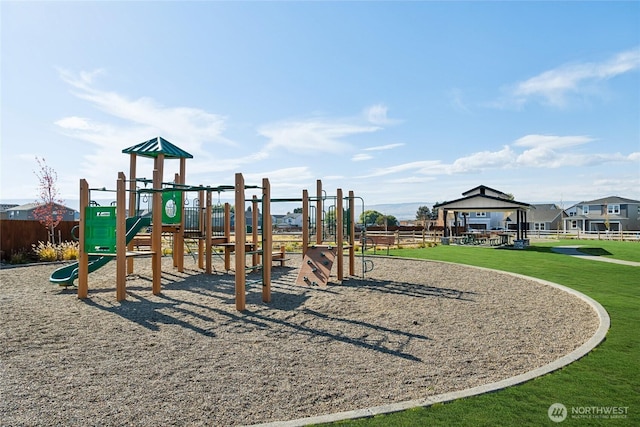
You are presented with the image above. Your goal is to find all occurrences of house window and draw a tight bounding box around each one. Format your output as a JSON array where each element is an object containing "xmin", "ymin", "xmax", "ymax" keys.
[
  {"xmin": 475, "ymin": 212, "xmax": 487, "ymax": 217},
  {"xmin": 571, "ymin": 220, "xmax": 578, "ymax": 229},
  {"xmin": 569, "ymin": 211, "xmax": 576, "ymax": 217},
  {"xmin": 534, "ymin": 223, "xmax": 546, "ymax": 231},
  {"xmin": 583, "ymin": 205, "xmax": 589, "ymax": 215},
  {"xmin": 607, "ymin": 204, "xmax": 620, "ymax": 215}
]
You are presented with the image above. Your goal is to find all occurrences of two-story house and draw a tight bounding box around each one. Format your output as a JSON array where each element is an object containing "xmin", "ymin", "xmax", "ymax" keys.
[{"xmin": 564, "ymin": 196, "xmax": 640, "ymax": 232}]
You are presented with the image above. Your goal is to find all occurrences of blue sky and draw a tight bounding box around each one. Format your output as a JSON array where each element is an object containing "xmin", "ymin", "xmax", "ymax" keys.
[{"xmin": 2, "ymin": 1, "xmax": 639, "ymax": 216}]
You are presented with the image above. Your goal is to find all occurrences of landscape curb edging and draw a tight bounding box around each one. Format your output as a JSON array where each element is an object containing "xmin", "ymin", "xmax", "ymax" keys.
[{"xmin": 249, "ymin": 259, "xmax": 611, "ymax": 427}]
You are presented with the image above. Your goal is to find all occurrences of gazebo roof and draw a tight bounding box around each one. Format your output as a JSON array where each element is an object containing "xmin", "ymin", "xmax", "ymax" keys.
[
  {"xmin": 433, "ymin": 186, "xmax": 531, "ymax": 212},
  {"xmin": 122, "ymin": 137, "xmax": 193, "ymax": 159}
]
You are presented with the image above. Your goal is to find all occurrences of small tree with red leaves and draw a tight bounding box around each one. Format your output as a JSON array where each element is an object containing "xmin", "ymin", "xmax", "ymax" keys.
[{"xmin": 33, "ymin": 157, "xmax": 65, "ymax": 244}]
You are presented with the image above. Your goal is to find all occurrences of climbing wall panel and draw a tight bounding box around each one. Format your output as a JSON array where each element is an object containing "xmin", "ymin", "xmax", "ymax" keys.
[{"xmin": 295, "ymin": 245, "xmax": 337, "ymax": 287}]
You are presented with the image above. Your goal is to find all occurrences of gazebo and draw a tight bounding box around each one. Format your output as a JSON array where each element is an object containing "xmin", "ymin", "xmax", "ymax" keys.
[{"xmin": 433, "ymin": 185, "xmax": 531, "ymax": 242}]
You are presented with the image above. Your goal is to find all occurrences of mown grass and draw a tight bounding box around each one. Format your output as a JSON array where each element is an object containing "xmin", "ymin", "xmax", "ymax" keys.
[{"xmin": 321, "ymin": 240, "xmax": 639, "ymax": 426}]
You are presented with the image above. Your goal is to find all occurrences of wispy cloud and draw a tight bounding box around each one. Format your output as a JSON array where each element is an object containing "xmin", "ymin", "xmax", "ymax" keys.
[
  {"xmin": 358, "ymin": 134, "xmax": 638, "ymax": 181},
  {"xmin": 364, "ymin": 143, "xmax": 405, "ymax": 151},
  {"xmin": 364, "ymin": 103, "xmax": 401, "ymax": 126},
  {"xmin": 352, "ymin": 153, "xmax": 373, "ymax": 162},
  {"xmin": 499, "ymin": 47, "xmax": 640, "ymax": 108},
  {"xmin": 258, "ymin": 118, "xmax": 381, "ymax": 155},
  {"xmin": 57, "ymin": 68, "xmax": 233, "ymax": 153}
]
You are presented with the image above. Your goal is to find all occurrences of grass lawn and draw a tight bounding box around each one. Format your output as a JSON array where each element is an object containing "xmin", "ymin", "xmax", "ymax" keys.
[{"xmin": 322, "ymin": 240, "xmax": 639, "ymax": 426}]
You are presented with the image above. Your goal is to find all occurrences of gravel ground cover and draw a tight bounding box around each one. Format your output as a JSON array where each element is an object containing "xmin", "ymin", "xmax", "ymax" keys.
[{"xmin": 0, "ymin": 255, "xmax": 599, "ymax": 426}]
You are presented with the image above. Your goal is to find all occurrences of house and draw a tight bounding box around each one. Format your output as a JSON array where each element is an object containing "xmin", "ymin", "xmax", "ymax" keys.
[
  {"xmin": 0, "ymin": 204, "xmax": 19, "ymax": 220},
  {"xmin": 3, "ymin": 202, "xmax": 77, "ymax": 221},
  {"xmin": 564, "ymin": 196, "xmax": 640, "ymax": 232},
  {"xmin": 276, "ymin": 212, "xmax": 303, "ymax": 229},
  {"xmin": 506, "ymin": 204, "xmax": 566, "ymax": 232}
]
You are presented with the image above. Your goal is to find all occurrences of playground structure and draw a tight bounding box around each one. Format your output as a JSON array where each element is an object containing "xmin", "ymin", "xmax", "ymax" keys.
[{"xmin": 50, "ymin": 137, "xmax": 361, "ymax": 311}]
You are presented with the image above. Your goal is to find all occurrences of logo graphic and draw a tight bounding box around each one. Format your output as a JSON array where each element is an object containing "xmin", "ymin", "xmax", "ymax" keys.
[
  {"xmin": 165, "ymin": 199, "xmax": 177, "ymax": 218},
  {"xmin": 548, "ymin": 403, "xmax": 567, "ymax": 423}
]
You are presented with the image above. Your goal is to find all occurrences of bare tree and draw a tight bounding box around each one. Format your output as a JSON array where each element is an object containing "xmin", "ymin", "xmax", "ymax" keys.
[{"xmin": 33, "ymin": 157, "xmax": 64, "ymax": 243}]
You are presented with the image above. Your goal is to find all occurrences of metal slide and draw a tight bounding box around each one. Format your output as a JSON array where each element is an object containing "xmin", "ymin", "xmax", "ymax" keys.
[{"xmin": 49, "ymin": 215, "xmax": 152, "ymax": 286}]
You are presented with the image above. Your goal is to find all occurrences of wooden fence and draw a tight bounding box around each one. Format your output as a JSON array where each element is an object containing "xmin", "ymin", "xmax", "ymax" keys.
[{"xmin": 0, "ymin": 220, "xmax": 79, "ymax": 260}]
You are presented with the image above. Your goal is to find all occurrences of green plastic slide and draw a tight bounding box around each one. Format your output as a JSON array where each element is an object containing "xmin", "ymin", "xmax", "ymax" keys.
[{"xmin": 49, "ymin": 215, "xmax": 152, "ymax": 286}]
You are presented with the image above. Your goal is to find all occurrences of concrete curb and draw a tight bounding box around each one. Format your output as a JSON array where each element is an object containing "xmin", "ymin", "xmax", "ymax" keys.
[{"xmin": 249, "ymin": 261, "xmax": 610, "ymax": 427}]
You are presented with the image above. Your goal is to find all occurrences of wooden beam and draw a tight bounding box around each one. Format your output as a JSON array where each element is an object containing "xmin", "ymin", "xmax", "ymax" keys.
[
  {"xmin": 127, "ymin": 154, "xmax": 136, "ymax": 274},
  {"xmin": 316, "ymin": 180, "xmax": 322, "ymax": 244},
  {"xmin": 302, "ymin": 189, "xmax": 309, "ymax": 258},
  {"xmin": 235, "ymin": 173, "xmax": 246, "ymax": 311},
  {"xmin": 198, "ymin": 189, "xmax": 204, "ymax": 269},
  {"xmin": 262, "ymin": 178, "xmax": 271, "ymax": 303},
  {"xmin": 77, "ymin": 179, "xmax": 89, "ymax": 299},
  {"xmin": 116, "ymin": 172, "xmax": 127, "ymax": 301},
  {"xmin": 205, "ymin": 191, "xmax": 212, "ymax": 274},
  {"xmin": 337, "ymin": 188, "xmax": 344, "ymax": 281},
  {"xmin": 348, "ymin": 190, "xmax": 355, "ymax": 277},
  {"xmin": 152, "ymin": 167, "xmax": 163, "ymax": 295}
]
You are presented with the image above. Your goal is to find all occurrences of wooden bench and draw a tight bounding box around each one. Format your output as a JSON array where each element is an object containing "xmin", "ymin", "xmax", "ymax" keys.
[
  {"xmin": 131, "ymin": 235, "xmax": 152, "ymax": 250},
  {"xmin": 363, "ymin": 235, "xmax": 396, "ymax": 255},
  {"xmin": 271, "ymin": 245, "xmax": 289, "ymax": 267}
]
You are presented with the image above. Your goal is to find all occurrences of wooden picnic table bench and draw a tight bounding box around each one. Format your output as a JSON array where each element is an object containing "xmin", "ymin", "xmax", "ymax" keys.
[{"xmin": 363, "ymin": 234, "xmax": 396, "ymax": 255}]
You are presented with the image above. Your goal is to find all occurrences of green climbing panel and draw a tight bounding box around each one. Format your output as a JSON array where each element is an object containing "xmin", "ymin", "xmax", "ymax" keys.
[
  {"xmin": 85, "ymin": 206, "xmax": 117, "ymax": 254},
  {"xmin": 162, "ymin": 190, "xmax": 183, "ymax": 224}
]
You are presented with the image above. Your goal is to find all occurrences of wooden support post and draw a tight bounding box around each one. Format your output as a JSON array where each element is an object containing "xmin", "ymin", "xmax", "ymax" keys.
[
  {"xmin": 116, "ymin": 172, "xmax": 127, "ymax": 301},
  {"xmin": 337, "ymin": 188, "xmax": 344, "ymax": 281},
  {"xmin": 235, "ymin": 173, "xmax": 246, "ymax": 311},
  {"xmin": 152, "ymin": 165, "xmax": 163, "ymax": 295},
  {"xmin": 198, "ymin": 189, "xmax": 205, "ymax": 269},
  {"xmin": 127, "ymin": 153, "xmax": 136, "ymax": 274},
  {"xmin": 348, "ymin": 190, "xmax": 355, "ymax": 277},
  {"xmin": 252, "ymin": 195, "xmax": 259, "ymax": 267},
  {"xmin": 205, "ymin": 191, "xmax": 212, "ymax": 274},
  {"xmin": 316, "ymin": 179, "xmax": 322, "ymax": 245},
  {"xmin": 78, "ymin": 179, "xmax": 89, "ymax": 299},
  {"xmin": 262, "ymin": 178, "xmax": 271, "ymax": 303},
  {"xmin": 224, "ymin": 203, "xmax": 231, "ymax": 271},
  {"xmin": 302, "ymin": 189, "xmax": 309, "ymax": 258},
  {"xmin": 176, "ymin": 163, "xmax": 186, "ymax": 272}
]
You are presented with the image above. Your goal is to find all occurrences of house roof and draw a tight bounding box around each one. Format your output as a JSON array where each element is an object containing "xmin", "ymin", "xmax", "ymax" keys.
[
  {"xmin": 578, "ymin": 196, "xmax": 640, "ymax": 205},
  {"xmin": 7, "ymin": 202, "xmax": 76, "ymax": 212},
  {"xmin": 461, "ymin": 185, "xmax": 510, "ymax": 198},
  {"xmin": 507, "ymin": 204, "xmax": 563, "ymax": 223},
  {"xmin": 122, "ymin": 136, "xmax": 194, "ymax": 159}
]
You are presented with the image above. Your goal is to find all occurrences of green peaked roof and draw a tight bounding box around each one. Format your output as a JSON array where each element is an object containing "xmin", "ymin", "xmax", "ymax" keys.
[{"xmin": 122, "ymin": 137, "xmax": 193, "ymax": 159}]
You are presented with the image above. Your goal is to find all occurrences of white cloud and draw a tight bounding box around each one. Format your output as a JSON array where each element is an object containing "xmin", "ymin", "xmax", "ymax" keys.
[
  {"xmin": 513, "ymin": 134, "xmax": 594, "ymax": 148},
  {"xmin": 363, "ymin": 143, "xmax": 405, "ymax": 151},
  {"xmin": 352, "ymin": 153, "xmax": 373, "ymax": 161},
  {"xmin": 258, "ymin": 119, "xmax": 380, "ymax": 155},
  {"xmin": 57, "ymin": 69, "xmax": 233, "ymax": 154},
  {"xmin": 361, "ymin": 160, "xmax": 445, "ymax": 178},
  {"xmin": 503, "ymin": 47, "xmax": 640, "ymax": 107},
  {"xmin": 364, "ymin": 103, "xmax": 400, "ymax": 126},
  {"xmin": 451, "ymin": 145, "xmax": 516, "ymax": 173},
  {"xmin": 54, "ymin": 116, "xmax": 96, "ymax": 131}
]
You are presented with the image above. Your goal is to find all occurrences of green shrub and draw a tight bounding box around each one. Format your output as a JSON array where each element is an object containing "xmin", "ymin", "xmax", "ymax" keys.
[{"xmin": 10, "ymin": 250, "xmax": 30, "ymax": 264}]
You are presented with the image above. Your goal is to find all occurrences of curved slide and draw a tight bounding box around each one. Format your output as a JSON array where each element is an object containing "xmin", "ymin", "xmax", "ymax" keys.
[{"xmin": 49, "ymin": 215, "xmax": 152, "ymax": 286}]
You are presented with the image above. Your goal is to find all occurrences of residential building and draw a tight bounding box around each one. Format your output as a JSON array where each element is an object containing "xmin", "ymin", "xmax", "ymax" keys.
[
  {"xmin": 3, "ymin": 202, "xmax": 77, "ymax": 221},
  {"xmin": 506, "ymin": 203, "xmax": 566, "ymax": 232},
  {"xmin": 564, "ymin": 196, "xmax": 640, "ymax": 232}
]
